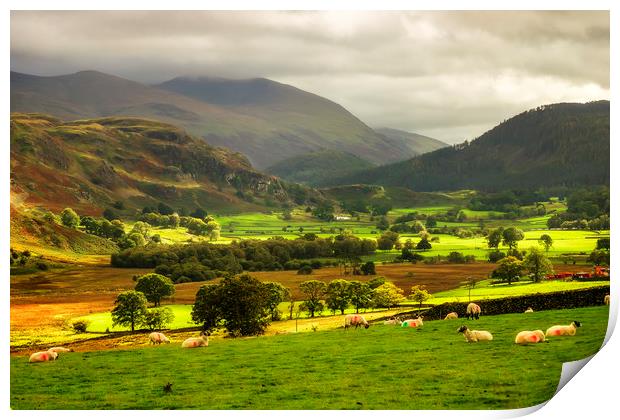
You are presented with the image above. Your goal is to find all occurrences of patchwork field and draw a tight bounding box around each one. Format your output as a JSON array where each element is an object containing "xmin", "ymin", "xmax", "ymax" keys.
[{"xmin": 10, "ymin": 306, "xmax": 609, "ymax": 410}]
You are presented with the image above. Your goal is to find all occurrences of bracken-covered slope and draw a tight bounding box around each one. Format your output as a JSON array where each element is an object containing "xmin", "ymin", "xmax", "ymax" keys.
[
  {"xmin": 323, "ymin": 101, "xmax": 610, "ymax": 191},
  {"xmin": 12, "ymin": 71, "xmax": 419, "ymax": 169},
  {"xmin": 10, "ymin": 113, "xmax": 321, "ymax": 216}
]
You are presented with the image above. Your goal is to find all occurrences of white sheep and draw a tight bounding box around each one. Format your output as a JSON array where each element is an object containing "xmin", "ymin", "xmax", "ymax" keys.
[
  {"xmin": 383, "ymin": 316, "xmax": 402, "ymax": 325},
  {"xmin": 149, "ymin": 332, "xmax": 171, "ymax": 345},
  {"xmin": 444, "ymin": 312, "xmax": 458, "ymax": 320},
  {"xmin": 29, "ymin": 350, "xmax": 59, "ymax": 363},
  {"xmin": 182, "ymin": 332, "xmax": 209, "ymax": 348},
  {"xmin": 515, "ymin": 330, "xmax": 546, "ymax": 344},
  {"xmin": 48, "ymin": 347, "xmax": 74, "ymax": 353},
  {"xmin": 457, "ymin": 325, "xmax": 493, "ymax": 342},
  {"xmin": 546, "ymin": 321, "xmax": 581, "ymax": 337},
  {"xmin": 524, "ymin": 307, "xmax": 534, "ymax": 313},
  {"xmin": 401, "ymin": 316, "xmax": 424, "ymax": 328},
  {"xmin": 466, "ymin": 303, "xmax": 481, "ymax": 320},
  {"xmin": 344, "ymin": 314, "xmax": 369, "ymax": 329},
  {"xmin": 604, "ymin": 294, "xmax": 610, "ymax": 305}
]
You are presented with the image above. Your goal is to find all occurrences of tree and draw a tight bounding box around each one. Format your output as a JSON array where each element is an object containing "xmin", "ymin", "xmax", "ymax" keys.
[
  {"xmin": 217, "ymin": 274, "xmax": 271, "ymax": 336},
  {"xmin": 142, "ymin": 307, "xmax": 175, "ymax": 330},
  {"xmin": 426, "ymin": 216, "xmax": 437, "ymax": 228},
  {"xmin": 134, "ymin": 273, "xmax": 175, "ymax": 307},
  {"xmin": 190, "ymin": 207, "xmax": 207, "ymax": 219},
  {"xmin": 191, "ymin": 284, "xmax": 223, "ymax": 333},
  {"xmin": 368, "ymin": 276, "xmax": 386, "ymax": 289},
  {"xmin": 416, "ymin": 237, "xmax": 432, "ymax": 250},
  {"xmin": 360, "ymin": 261, "xmax": 376, "ymax": 275},
  {"xmin": 111, "ymin": 291, "xmax": 148, "ymax": 332},
  {"xmin": 325, "ymin": 279, "xmax": 352, "ymax": 315},
  {"xmin": 409, "ymin": 285, "xmax": 432, "ymax": 312},
  {"xmin": 466, "ymin": 277, "xmax": 478, "ymax": 302},
  {"xmin": 348, "ymin": 281, "xmax": 373, "ymax": 313},
  {"xmin": 588, "ymin": 250, "xmax": 610, "ymax": 265},
  {"xmin": 538, "ymin": 234, "xmax": 553, "ymax": 252},
  {"xmin": 487, "ymin": 227, "xmax": 504, "ymax": 249},
  {"xmin": 523, "ymin": 247, "xmax": 554, "ymax": 283},
  {"xmin": 131, "ymin": 221, "xmax": 151, "ymax": 238},
  {"xmin": 596, "ymin": 238, "xmax": 610, "ymax": 250},
  {"xmin": 158, "ymin": 202, "xmax": 175, "ymax": 215},
  {"xmin": 205, "ymin": 220, "xmax": 221, "ymax": 241},
  {"xmin": 299, "ymin": 280, "xmax": 327, "ymax": 317},
  {"xmin": 494, "ymin": 256, "xmax": 524, "ymax": 285},
  {"xmin": 60, "ymin": 208, "xmax": 80, "ymax": 228},
  {"xmin": 372, "ymin": 282, "xmax": 405, "ymax": 309},
  {"xmin": 502, "ymin": 227, "xmax": 524, "ymax": 250},
  {"xmin": 264, "ymin": 282, "xmax": 290, "ymax": 321},
  {"xmin": 377, "ymin": 231, "xmax": 399, "ymax": 250},
  {"xmin": 376, "ymin": 217, "xmax": 390, "ymax": 231}
]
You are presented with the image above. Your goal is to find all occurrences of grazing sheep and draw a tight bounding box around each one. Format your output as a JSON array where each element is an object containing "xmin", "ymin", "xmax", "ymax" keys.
[
  {"xmin": 48, "ymin": 347, "xmax": 73, "ymax": 353},
  {"xmin": 383, "ymin": 316, "xmax": 402, "ymax": 325},
  {"xmin": 524, "ymin": 307, "xmax": 534, "ymax": 313},
  {"xmin": 604, "ymin": 294, "xmax": 610, "ymax": 305},
  {"xmin": 545, "ymin": 321, "xmax": 581, "ymax": 337},
  {"xmin": 344, "ymin": 314, "xmax": 369, "ymax": 330},
  {"xmin": 457, "ymin": 325, "xmax": 493, "ymax": 342},
  {"xmin": 444, "ymin": 312, "xmax": 458, "ymax": 320},
  {"xmin": 515, "ymin": 330, "xmax": 546, "ymax": 344},
  {"xmin": 149, "ymin": 332, "xmax": 171, "ymax": 345},
  {"xmin": 401, "ymin": 316, "xmax": 424, "ymax": 328},
  {"xmin": 466, "ymin": 303, "xmax": 481, "ymax": 320},
  {"xmin": 29, "ymin": 350, "xmax": 59, "ymax": 363},
  {"xmin": 182, "ymin": 332, "xmax": 209, "ymax": 348}
]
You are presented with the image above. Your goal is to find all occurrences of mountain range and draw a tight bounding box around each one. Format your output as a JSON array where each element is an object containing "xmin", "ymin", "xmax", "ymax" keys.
[
  {"xmin": 11, "ymin": 71, "xmax": 445, "ymax": 169},
  {"xmin": 322, "ymin": 101, "xmax": 610, "ymax": 191}
]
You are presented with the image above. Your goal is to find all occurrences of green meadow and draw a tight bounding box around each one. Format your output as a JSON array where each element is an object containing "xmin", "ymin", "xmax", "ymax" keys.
[{"xmin": 11, "ymin": 306, "xmax": 608, "ymax": 410}]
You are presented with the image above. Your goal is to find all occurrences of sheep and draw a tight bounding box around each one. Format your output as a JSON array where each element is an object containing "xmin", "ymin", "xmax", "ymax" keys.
[
  {"xmin": 604, "ymin": 294, "xmax": 610, "ymax": 305},
  {"xmin": 466, "ymin": 303, "xmax": 481, "ymax": 320},
  {"xmin": 344, "ymin": 314, "xmax": 369, "ymax": 330},
  {"xmin": 29, "ymin": 350, "xmax": 59, "ymax": 363},
  {"xmin": 383, "ymin": 316, "xmax": 402, "ymax": 325},
  {"xmin": 545, "ymin": 321, "xmax": 581, "ymax": 337},
  {"xmin": 524, "ymin": 307, "xmax": 534, "ymax": 313},
  {"xmin": 515, "ymin": 330, "xmax": 546, "ymax": 344},
  {"xmin": 182, "ymin": 332, "xmax": 209, "ymax": 348},
  {"xmin": 48, "ymin": 347, "xmax": 74, "ymax": 353},
  {"xmin": 401, "ymin": 316, "xmax": 424, "ymax": 328},
  {"xmin": 457, "ymin": 325, "xmax": 493, "ymax": 342},
  {"xmin": 149, "ymin": 332, "xmax": 171, "ymax": 345},
  {"xmin": 444, "ymin": 312, "xmax": 458, "ymax": 320}
]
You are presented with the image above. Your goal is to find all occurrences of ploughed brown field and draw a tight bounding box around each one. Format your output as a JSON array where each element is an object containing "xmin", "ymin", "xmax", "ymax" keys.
[{"xmin": 11, "ymin": 262, "xmax": 587, "ymax": 346}]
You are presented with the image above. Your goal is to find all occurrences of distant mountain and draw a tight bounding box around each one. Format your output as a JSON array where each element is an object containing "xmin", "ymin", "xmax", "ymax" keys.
[
  {"xmin": 11, "ymin": 71, "xmax": 421, "ymax": 168},
  {"xmin": 374, "ymin": 127, "xmax": 448, "ymax": 156},
  {"xmin": 323, "ymin": 101, "xmax": 610, "ymax": 191},
  {"xmin": 265, "ymin": 149, "xmax": 375, "ymax": 186},
  {"xmin": 10, "ymin": 113, "xmax": 323, "ymax": 216}
]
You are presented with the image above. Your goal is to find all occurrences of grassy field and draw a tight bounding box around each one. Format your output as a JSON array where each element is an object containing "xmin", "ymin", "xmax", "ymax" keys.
[{"xmin": 11, "ymin": 305, "xmax": 608, "ymax": 410}]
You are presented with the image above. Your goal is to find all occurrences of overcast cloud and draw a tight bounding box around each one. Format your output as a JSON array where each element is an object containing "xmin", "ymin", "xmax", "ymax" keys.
[{"xmin": 10, "ymin": 10, "xmax": 609, "ymax": 143}]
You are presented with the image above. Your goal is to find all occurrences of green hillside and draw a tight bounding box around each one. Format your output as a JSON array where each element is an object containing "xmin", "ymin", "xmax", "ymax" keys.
[
  {"xmin": 375, "ymin": 127, "xmax": 448, "ymax": 156},
  {"xmin": 266, "ymin": 149, "xmax": 375, "ymax": 185},
  {"xmin": 325, "ymin": 101, "xmax": 610, "ymax": 191}
]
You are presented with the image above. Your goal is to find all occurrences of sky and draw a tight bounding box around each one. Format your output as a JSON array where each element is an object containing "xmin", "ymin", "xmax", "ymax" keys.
[{"xmin": 10, "ymin": 10, "xmax": 610, "ymax": 143}]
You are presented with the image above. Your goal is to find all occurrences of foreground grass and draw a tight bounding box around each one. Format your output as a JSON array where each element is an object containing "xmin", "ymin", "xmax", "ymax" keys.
[{"xmin": 11, "ymin": 306, "xmax": 608, "ymax": 409}]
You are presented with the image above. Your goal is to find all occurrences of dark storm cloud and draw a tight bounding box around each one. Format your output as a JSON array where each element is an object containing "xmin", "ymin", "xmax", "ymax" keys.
[{"xmin": 10, "ymin": 10, "xmax": 609, "ymax": 143}]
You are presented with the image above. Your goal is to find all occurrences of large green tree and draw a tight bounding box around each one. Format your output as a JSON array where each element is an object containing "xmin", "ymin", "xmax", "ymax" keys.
[
  {"xmin": 348, "ymin": 281, "xmax": 373, "ymax": 313},
  {"xmin": 299, "ymin": 280, "xmax": 327, "ymax": 318},
  {"xmin": 134, "ymin": 273, "xmax": 175, "ymax": 307},
  {"xmin": 538, "ymin": 234, "xmax": 553, "ymax": 252},
  {"xmin": 111, "ymin": 291, "xmax": 148, "ymax": 332},
  {"xmin": 409, "ymin": 285, "xmax": 432, "ymax": 312},
  {"xmin": 502, "ymin": 227, "xmax": 524, "ymax": 250},
  {"xmin": 487, "ymin": 227, "xmax": 504, "ymax": 249},
  {"xmin": 325, "ymin": 279, "xmax": 352, "ymax": 315},
  {"xmin": 523, "ymin": 248, "xmax": 554, "ymax": 283},
  {"xmin": 372, "ymin": 282, "xmax": 405, "ymax": 309},
  {"xmin": 494, "ymin": 256, "xmax": 524, "ymax": 285},
  {"xmin": 264, "ymin": 282, "xmax": 290, "ymax": 321}
]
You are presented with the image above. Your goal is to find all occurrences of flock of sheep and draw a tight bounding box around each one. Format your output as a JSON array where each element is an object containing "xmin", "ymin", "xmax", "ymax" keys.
[{"xmin": 28, "ymin": 294, "xmax": 610, "ymax": 363}]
